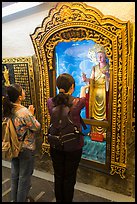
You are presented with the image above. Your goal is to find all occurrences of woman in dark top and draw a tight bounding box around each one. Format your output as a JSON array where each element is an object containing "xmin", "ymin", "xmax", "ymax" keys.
[{"xmin": 47, "ymin": 73, "xmax": 86, "ymax": 202}]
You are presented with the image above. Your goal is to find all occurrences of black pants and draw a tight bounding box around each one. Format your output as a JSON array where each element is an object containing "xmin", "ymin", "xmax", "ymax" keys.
[{"xmin": 50, "ymin": 147, "xmax": 82, "ymax": 202}]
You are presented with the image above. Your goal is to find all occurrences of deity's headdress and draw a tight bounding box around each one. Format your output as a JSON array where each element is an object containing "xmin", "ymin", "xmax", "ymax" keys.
[
  {"xmin": 88, "ymin": 44, "xmax": 107, "ymax": 63},
  {"xmin": 96, "ymin": 46, "xmax": 106, "ymax": 54}
]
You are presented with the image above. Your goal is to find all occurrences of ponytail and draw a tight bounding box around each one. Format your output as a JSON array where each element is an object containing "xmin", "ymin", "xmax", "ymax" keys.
[
  {"xmin": 2, "ymin": 95, "xmax": 14, "ymax": 117},
  {"xmin": 2, "ymin": 83, "xmax": 23, "ymax": 117},
  {"xmin": 52, "ymin": 93, "xmax": 72, "ymax": 107}
]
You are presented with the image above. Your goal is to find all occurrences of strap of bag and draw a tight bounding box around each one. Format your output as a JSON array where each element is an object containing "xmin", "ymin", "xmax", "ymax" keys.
[{"xmin": 80, "ymin": 116, "xmax": 87, "ymax": 130}]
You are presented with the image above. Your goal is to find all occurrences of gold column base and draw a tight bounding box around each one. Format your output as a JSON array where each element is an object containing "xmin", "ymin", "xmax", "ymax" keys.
[{"xmin": 41, "ymin": 142, "xmax": 50, "ymax": 156}]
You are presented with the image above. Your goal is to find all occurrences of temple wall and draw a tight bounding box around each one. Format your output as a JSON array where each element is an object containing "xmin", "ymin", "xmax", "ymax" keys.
[{"xmin": 2, "ymin": 2, "xmax": 135, "ymax": 58}]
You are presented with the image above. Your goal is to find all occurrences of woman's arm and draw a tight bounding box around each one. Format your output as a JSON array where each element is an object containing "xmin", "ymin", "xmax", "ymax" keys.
[{"xmin": 23, "ymin": 108, "xmax": 41, "ymax": 132}]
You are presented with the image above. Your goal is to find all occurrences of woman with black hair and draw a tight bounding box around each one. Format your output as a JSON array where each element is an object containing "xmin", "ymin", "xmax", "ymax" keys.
[
  {"xmin": 2, "ymin": 84, "xmax": 41, "ymax": 202},
  {"xmin": 47, "ymin": 73, "xmax": 86, "ymax": 202}
]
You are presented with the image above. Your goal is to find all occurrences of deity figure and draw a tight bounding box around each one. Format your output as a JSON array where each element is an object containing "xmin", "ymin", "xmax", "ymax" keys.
[
  {"xmin": 81, "ymin": 46, "xmax": 110, "ymax": 138},
  {"xmin": 3, "ymin": 66, "xmax": 10, "ymax": 87}
]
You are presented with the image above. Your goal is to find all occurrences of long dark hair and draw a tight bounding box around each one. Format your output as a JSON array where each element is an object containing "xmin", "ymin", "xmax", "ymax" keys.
[
  {"xmin": 2, "ymin": 84, "xmax": 23, "ymax": 117},
  {"xmin": 52, "ymin": 73, "xmax": 75, "ymax": 107}
]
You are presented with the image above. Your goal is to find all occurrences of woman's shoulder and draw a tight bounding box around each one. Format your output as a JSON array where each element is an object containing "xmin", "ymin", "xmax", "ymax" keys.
[
  {"xmin": 47, "ymin": 97, "xmax": 52, "ymax": 102},
  {"xmin": 72, "ymin": 97, "xmax": 86, "ymax": 108},
  {"xmin": 47, "ymin": 97, "xmax": 53, "ymax": 105},
  {"xmin": 12, "ymin": 104, "xmax": 26, "ymax": 113},
  {"xmin": 47, "ymin": 97, "xmax": 54, "ymax": 109},
  {"xmin": 14, "ymin": 106, "xmax": 31, "ymax": 117}
]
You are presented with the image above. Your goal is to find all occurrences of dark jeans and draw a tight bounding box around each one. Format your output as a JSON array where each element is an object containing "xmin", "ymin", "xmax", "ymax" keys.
[
  {"xmin": 50, "ymin": 147, "xmax": 82, "ymax": 202},
  {"xmin": 11, "ymin": 148, "xmax": 35, "ymax": 202}
]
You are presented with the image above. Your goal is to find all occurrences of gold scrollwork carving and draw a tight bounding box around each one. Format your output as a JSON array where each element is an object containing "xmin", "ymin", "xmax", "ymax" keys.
[
  {"xmin": 110, "ymin": 164, "xmax": 126, "ymax": 179},
  {"xmin": 44, "ymin": 27, "xmax": 113, "ymax": 71},
  {"xmin": 30, "ymin": 2, "xmax": 132, "ymax": 178}
]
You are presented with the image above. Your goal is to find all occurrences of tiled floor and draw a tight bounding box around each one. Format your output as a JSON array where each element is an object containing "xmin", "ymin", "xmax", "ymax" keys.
[
  {"xmin": 2, "ymin": 166, "xmax": 111, "ymax": 202},
  {"xmin": 2, "ymin": 160, "xmax": 135, "ymax": 202}
]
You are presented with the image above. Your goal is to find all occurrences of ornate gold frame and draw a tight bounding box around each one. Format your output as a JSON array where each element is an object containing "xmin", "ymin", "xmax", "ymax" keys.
[{"xmin": 30, "ymin": 2, "xmax": 133, "ymax": 178}]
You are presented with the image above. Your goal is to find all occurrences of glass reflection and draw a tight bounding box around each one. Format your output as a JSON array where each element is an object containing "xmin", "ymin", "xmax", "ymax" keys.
[
  {"xmin": 55, "ymin": 40, "xmax": 108, "ymax": 164},
  {"xmin": 81, "ymin": 125, "xmax": 106, "ymax": 164}
]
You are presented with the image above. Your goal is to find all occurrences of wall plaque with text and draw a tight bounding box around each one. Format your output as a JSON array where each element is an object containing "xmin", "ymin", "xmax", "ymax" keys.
[{"xmin": 2, "ymin": 57, "xmax": 37, "ymax": 109}]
